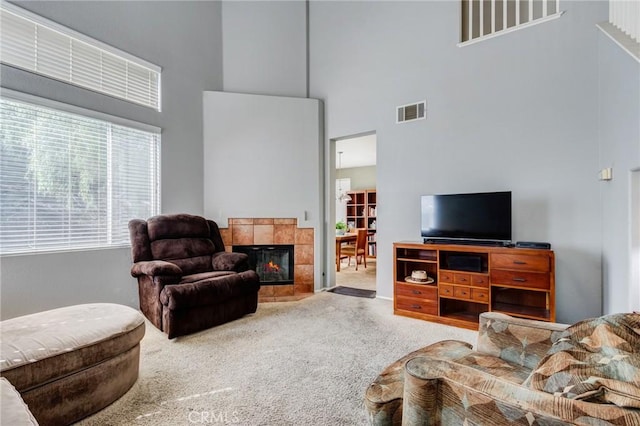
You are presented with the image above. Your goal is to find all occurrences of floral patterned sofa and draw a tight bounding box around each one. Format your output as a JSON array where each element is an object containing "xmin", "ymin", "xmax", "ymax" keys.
[{"xmin": 365, "ymin": 311, "xmax": 640, "ymax": 425}]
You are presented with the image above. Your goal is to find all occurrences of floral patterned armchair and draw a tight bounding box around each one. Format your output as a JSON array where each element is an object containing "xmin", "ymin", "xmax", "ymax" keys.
[{"xmin": 366, "ymin": 312, "xmax": 640, "ymax": 425}]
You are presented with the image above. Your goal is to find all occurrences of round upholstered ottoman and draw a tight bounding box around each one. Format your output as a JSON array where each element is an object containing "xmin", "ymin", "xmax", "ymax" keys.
[{"xmin": 0, "ymin": 303, "xmax": 145, "ymax": 425}]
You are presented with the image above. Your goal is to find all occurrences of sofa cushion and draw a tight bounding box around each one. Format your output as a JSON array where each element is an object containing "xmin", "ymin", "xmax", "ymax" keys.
[
  {"xmin": 526, "ymin": 313, "xmax": 640, "ymax": 408},
  {"xmin": 0, "ymin": 303, "xmax": 145, "ymax": 392}
]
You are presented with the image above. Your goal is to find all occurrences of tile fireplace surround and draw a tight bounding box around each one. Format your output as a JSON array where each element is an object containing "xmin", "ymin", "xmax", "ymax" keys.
[{"xmin": 219, "ymin": 218, "xmax": 314, "ymax": 302}]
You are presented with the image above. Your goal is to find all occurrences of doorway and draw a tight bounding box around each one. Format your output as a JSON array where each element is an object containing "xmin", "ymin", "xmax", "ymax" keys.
[{"xmin": 333, "ymin": 133, "xmax": 377, "ymax": 291}]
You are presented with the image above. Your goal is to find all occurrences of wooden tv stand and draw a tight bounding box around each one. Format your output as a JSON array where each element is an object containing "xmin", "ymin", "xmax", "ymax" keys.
[{"xmin": 393, "ymin": 242, "xmax": 555, "ymax": 330}]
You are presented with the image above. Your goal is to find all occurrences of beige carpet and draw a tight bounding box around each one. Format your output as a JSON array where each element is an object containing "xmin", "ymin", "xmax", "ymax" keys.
[
  {"xmin": 336, "ymin": 258, "xmax": 376, "ymax": 291},
  {"xmin": 79, "ymin": 292, "xmax": 476, "ymax": 425}
]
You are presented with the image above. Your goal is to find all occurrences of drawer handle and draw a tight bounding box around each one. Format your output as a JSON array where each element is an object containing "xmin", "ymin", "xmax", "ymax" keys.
[
  {"xmin": 461, "ymin": 291, "xmax": 468, "ymax": 295},
  {"xmin": 412, "ymin": 290, "xmax": 422, "ymax": 295},
  {"xmin": 411, "ymin": 304, "xmax": 422, "ymax": 309},
  {"xmin": 477, "ymin": 279, "xmax": 484, "ymax": 283},
  {"xmin": 513, "ymin": 260, "xmax": 527, "ymax": 265},
  {"xmin": 459, "ymin": 278, "xmax": 467, "ymax": 282},
  {"xmin": 513, "ymin": 277, "xmax": 527, "ymax": 282}
]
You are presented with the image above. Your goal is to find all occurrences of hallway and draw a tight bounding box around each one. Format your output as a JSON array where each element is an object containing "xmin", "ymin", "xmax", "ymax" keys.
[{"xmin": 336, "ymin": 258, "xmax": 376, "ymax": 292}]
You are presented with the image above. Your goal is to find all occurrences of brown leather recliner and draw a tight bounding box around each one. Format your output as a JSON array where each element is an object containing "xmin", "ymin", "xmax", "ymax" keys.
[{"xmin": 128, "ymin": 213, "xmax": 260, "ymax": 338}]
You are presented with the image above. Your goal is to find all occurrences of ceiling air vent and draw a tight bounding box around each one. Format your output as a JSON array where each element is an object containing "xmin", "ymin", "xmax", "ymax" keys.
[{"xmin": 397, "ymin": 101, "xmax": 426, "ymax": 124}]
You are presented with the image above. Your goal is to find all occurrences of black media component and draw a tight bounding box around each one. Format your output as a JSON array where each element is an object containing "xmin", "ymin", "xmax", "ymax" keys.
[
  {"xmin": 421, "ymin": 191, "xmax": 512, "ymax": 245},
  {"xmin": 424, "ymin": 238, "xmax": 509, "ymax": 247},
  {"xmin": 446, "ymin": 255, "xmax": 482, "ymax": 272},
  {"xmin": 515, "ymin": 241, "xmax": 551, "ymax": 249}
]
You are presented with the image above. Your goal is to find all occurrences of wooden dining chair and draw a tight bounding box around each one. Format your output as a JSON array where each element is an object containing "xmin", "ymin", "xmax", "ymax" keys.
[{"xmin": 341, "ymin": 228, "xmax": 367, "ymax": 270}]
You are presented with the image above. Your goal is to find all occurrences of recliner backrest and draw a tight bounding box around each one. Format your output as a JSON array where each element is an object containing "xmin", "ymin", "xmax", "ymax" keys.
[{"xmin": 130, "ymin": 214, "xmax": 226, "ymax": 276}]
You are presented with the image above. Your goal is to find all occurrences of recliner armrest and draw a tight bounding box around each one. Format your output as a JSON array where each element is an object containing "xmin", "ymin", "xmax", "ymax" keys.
[
  {"xmin": 212, "ymin": 252, "xmax": 249, "ymax": 272},
  {"xmin": 131, "ymin": 260, "xmax": 183, "ymax": 278}
]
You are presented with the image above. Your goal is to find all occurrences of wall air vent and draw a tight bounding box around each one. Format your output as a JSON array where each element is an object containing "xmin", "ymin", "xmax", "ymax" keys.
[{"xmin": 396, "ymin": 101, "xmax": 426, "ymax": 123}]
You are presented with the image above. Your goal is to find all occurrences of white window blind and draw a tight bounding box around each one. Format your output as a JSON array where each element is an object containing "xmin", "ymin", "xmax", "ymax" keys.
[
  {"xmin": 0, "ymin": 93, "xmax": 160, "ymax": 255},
  {"xmin": 610, "ymin": 0, "xmax": 640, "ymax": 43},
  {"xmin": 460, "ymin": 0, "xmax": 564, "ymax": 46},
  {"xmin": 0, "ymin": 2, "xmax": 161, "ymax": 110}
]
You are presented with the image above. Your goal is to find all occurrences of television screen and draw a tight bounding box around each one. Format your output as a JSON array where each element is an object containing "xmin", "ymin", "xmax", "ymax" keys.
[{"xmin": 421, "ymin": 191, "xmax": 512, "ymax": 243}]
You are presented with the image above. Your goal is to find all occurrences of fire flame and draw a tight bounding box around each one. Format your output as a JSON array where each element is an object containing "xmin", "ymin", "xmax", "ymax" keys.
[{"xmin": 264, "ymin": 260, "xmax": 280, "ymax": 272}]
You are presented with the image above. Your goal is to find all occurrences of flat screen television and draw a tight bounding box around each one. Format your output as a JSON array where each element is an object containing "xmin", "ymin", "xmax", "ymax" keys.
[{"xmin": 421, "ymin": 191, "xmax": 512, "ymax": 245}]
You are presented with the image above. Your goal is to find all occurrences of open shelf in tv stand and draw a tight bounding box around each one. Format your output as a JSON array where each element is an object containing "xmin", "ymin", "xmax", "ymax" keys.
[{"xmin": 393, "ymin": 241, "xmax": 555, "ymax": 330}]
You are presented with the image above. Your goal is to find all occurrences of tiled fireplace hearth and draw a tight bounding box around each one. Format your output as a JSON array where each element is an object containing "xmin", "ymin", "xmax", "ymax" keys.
[{"xmin": 219, "ymin": 218, "xmax": 314, "ymax": 302}]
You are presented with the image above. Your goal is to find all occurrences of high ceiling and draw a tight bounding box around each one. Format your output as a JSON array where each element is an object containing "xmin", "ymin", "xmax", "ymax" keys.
[{"xmin": 336, "ymin": 134, "xmax": 376, "ymax": 169}]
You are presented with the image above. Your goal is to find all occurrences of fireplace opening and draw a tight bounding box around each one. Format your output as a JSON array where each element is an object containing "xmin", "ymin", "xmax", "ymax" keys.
[{"xmin": 232, "ymin": 245, "xmax": 294, "ymax": 285}]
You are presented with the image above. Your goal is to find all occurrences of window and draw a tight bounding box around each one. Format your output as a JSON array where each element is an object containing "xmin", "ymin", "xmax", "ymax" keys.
[
  {"xmin": 609, "ymin": 0, "xmax": 639, "ymax": 43},
  {"xmin": 0, "ymin": 91, "xmax": 161, "ymax": 255},
  {"xmin": 460, "ymin": 0, "xmax": 564, "ymax": 46},
  {"xmin": 0, "ymin": 2, "xmax": 161, "ymax": 110},
  {"xmin": 596, "ymin": 1, "xmax": 640, "ymax": 63}
]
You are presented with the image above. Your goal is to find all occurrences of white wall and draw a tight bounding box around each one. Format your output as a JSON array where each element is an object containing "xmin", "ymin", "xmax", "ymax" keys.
[
  {"xmin": 203, "ymin": 92, "xmax": 324, "ymax": 289},
  {"xmin": 597, "ymin": 33, "xmax": 640, "ymax": 314},
  {"xmin": 0, "ymin": 1, "xmax": 223, "ymax": 319},
  {"xmin": 1, "ymin": 248, "xmax": 135, "ymax": 319},
  {"xmin": 310, "ymin": 0, "xmax": 607, "ymax": 323},
  {"xmin": 337, "ymin": 166, "xmax": 377, "ymax": 190},
  {"xmin": 222, "ymin": 1, "xmax": 307, "ymax": 98},
  {"xmin": 3, "ymin": 0, "xmax": 633, "ymax": 325}
]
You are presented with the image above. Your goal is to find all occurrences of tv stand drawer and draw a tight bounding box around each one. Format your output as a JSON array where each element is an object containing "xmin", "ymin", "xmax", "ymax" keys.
[
  {"xmin": 491, "ymin": 253, "xmax": 550, "ymax": 272},
  {"xmin": 453, "ymin": 273, "xmax": 471, "ymax": 285},
  {"xmin": 439, "ymin": 284, "xmax": 454, "ymax": 297},
  {"xmin": 453, "ymin": 286, "xmax": 471, "ymax": 299},
  {"xmin": 471, "ymin": 274, "xmax": 489, "ymax": 287},
  {"xmin": 471, "ymin": 288, "xmax": 489, "ymax": 303},
  {"xmin": 396, "ymin": 283, "xmax": 436, "ymax": 300},
  {"xmin": 490, "ymin": 270, "xmax": 550, "ymax": 290},
  {"xmin": 439, "ymin": 271, "xmax": 454, "ymax": 283},
  {"xmin": 396, "ymin": 296, "xmax": 437, "ymax": 315}
]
